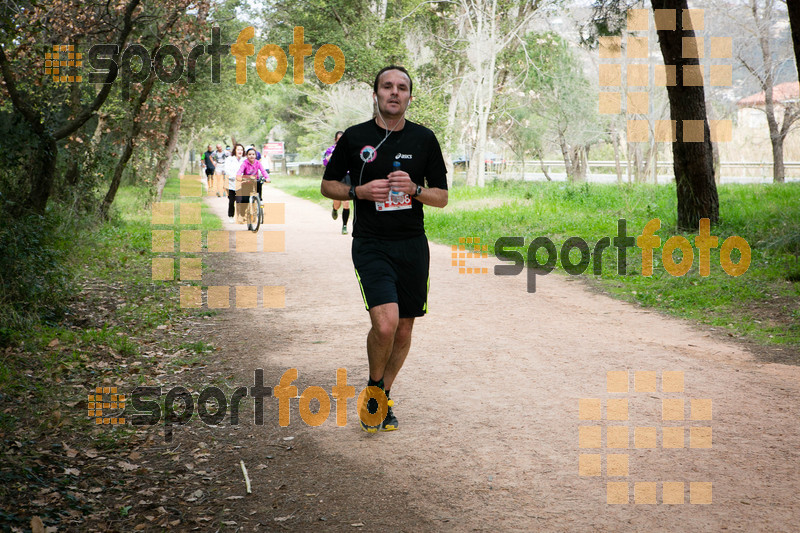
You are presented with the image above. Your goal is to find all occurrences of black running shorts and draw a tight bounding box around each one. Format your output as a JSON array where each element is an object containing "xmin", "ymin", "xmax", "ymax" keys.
[{"xmin": 352, "ymin": 235, "xmax": 430, "ymax": 318}]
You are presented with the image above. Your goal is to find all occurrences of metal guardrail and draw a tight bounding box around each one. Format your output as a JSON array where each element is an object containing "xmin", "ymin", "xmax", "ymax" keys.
[
  {"xmin": 507, "ymin": 160, "xmax": 800, "ymax": 171},
  {"xmin": 241, "ymin": 159, "xmax": 800, "ymax": 182},
  {"xmin": 489, "ymin": 160, "xmax": 800, "ymax": 183}
]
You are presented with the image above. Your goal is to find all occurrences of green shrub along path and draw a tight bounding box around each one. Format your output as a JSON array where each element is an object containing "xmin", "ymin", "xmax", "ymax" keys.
[{"xmin": 276, "ymin": 176, "xmax": 800, "ymax": 360}]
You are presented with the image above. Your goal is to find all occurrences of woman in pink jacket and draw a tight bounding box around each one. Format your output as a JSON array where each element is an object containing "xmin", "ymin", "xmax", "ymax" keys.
[{"xmin": 236, "ymin": 147, "xmax": 270, "ymax": 228}]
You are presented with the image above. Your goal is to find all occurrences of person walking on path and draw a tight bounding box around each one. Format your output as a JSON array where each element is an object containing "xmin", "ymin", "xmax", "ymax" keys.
[
  {"xmin": 203, "ymin": 144, "xmax": 215, "ymax": 193},
  {"xmin": 223, "ymin": 144, "xmax": 245, "ymax": 221},
  {"xmin": 324, "ymin": 131, "xmax": 350, "ymax": 234},
  {"xmin": 212, "ymin": 144, "xmax": 227, "ymax": 197},
  {"xmin": 321, "ymin": 66, "xmax": 448, "ymax": 432}
]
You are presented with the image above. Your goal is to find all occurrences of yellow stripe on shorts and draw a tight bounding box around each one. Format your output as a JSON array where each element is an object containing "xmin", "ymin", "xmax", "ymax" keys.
[{"xmin": 354, "ymin": 268, "xmax": 369, "ymax": 310}]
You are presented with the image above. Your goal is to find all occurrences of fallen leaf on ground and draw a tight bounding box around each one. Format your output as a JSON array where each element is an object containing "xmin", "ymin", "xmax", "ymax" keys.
[
  {"xmin": 31, "ymin": 517, "xmax": 45, "ymax": 533},
  {"xmin": 118, "ymin": 461, "xmax": 138, "ymax": 472}
]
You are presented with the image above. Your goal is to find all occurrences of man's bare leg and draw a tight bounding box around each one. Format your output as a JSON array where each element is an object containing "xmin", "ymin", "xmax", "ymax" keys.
[
  {"xmin": 382, "ymin": 317, "xmax": 414, "ymax": 391},
  {"xmin": 366, "ymin": 303, "xmax": 415, "ymax": 382},
  {"xmin": 364, "ymin": 303, "xmax": 414, "ymax": 431},
  {"xmin": 366, "ymin": 303, "xmax": 398, "ymax": 382}
]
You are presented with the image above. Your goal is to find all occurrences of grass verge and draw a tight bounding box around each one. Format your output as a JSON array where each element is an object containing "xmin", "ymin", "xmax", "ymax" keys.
[
  {"xmin": 274, "ymin": 175, "xmax": 800, "ymax": 360},
  {"xmin": 0, "ymin": 172, "xmax": 239, "ymax": 530}
]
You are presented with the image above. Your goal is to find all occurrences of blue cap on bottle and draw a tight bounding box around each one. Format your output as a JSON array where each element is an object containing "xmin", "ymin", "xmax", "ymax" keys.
[{"xmin": 393, "ymin": 161, "xmax": 401, "ymax": 170}]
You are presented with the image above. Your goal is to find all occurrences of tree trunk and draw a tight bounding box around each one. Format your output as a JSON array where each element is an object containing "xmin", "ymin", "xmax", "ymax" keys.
[
  {"xmin": 445, "ymin": 63, "xmax": 462, "ymax": 189},
  {"xmin": 652, "ymin": 143, "xmax": 658, "ymax": 185},
  {"xmin": 98, "ymin": 11, "xmax": 180, "ymax": 218},
  {"xmin": 101, "ymin": 137, "xmax": 135, "ymax": 219},
  {"xmin": 65, "ymin": 159, "xmax": 80, "ymax": 187},
  {"xmin": 771, "ymin": 128, "xmax": 785, "ymax": 183},
  {"xmin": 100, "ymin": 76, "xmax": 157, "ymax": 219},
  {"xmin": 789, "ymin": 0, "xmax": 800, "ymax": 79},
  {"xmin": 538, "ymin": 158, "xmax": 552, "ymax": 181},
  {"xmin": 155, "ymin": 111, "xmax": 184, "ymax": 200},
  {"xmin": 652, "ymin": 0, "xmax": 719, "ymax": 229},
  {"xmin": 465, "ymin": 0, "xmax": 499, "ymax": 188},
  {"xmin": 750, "ymin": 0, "xmax": 785, "ymax": 183},
  {"xmin": 712, "ymin": 140, "xmax": 720, "ymax": 185},
  {"xmin": 91, "ymin": 113, "xmax": 108, "ymax": 150},
  {"xmin": 26, "ymin": 133, "xmax": 58, "ymax": 215},
  {"xmin": 558, "ymin": 131, "xmax": 573, "ymax": 181},
  {"xmin": 178, "ymin": 131, "xmax": 197, "ymax": 178},
  {"xmin": 611, "ymin": 125, "xmax": 623, "ymax": 184},
  {"xmin": 625, "ymin": 142, "xmax": 632, "ymax": 183}
]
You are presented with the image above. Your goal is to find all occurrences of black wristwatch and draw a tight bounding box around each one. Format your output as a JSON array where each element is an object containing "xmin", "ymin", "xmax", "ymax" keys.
[
  {"xmin": 412, "ymin": 185, "xmax": 422, "ymax": 198},
  {"xmin": 349, "ymin": 185, "xmax": 358, "ymax": 200}
]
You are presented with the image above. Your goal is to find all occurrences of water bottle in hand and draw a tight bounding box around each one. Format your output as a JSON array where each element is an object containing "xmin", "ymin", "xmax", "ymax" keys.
[{"xmin": 390, "ymin": 161, "xmax": 404, "ymax": 204}]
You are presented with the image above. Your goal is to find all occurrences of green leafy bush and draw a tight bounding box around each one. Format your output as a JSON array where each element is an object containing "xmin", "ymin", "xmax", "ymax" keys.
[{"xmin": 0, "ymin": 202, "xmax": 77, "ymax": 343}]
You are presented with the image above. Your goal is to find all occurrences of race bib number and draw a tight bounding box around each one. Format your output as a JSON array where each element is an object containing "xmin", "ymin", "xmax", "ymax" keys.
[{"xmin": 376, "ymin": 192, "xmax": 412, "ymax": 212}]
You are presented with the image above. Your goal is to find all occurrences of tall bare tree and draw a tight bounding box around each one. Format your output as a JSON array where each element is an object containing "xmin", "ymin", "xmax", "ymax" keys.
[{"xmin": 456, "ymin": 0, "xmax": 542, "ymax": 187}]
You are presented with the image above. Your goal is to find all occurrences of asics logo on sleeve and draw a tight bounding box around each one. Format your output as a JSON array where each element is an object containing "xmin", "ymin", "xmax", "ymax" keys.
[{"xmin": 395, "ymin": 153, "xmax": 413, "ymax": 160}]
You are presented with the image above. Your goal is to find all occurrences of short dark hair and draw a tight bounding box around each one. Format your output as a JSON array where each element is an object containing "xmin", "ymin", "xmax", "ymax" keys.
[
  {"xmin": 373, "ymin": 65, "xmax": 412, "ymax": 95},
  {"xmin": 334, "ymin": 130, "xmax": 344, "ymax": 140}
]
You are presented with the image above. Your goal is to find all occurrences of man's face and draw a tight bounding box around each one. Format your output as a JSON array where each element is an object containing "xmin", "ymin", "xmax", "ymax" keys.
[
  {"xmin": 216, "ymin": 145, "xmax": 222, "ymax": 152},
  {"xmin": 375, "ymin": 69, "xmax": 411, "ymax": 117},
  {"xmin": 207, "ymin": 145, "xmax": 212, "ymax": 151}
]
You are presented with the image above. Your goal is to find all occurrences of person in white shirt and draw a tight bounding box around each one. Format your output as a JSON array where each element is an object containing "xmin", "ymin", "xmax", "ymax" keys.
[{"xmin": 223, "ymin": 144, "xmax": 245, "ymax": 221}]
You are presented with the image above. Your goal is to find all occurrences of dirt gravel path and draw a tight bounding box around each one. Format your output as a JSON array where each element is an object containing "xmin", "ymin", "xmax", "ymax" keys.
[{"xmin": 202, "ymin": 185, "xmax": 800, "ymax": 532}]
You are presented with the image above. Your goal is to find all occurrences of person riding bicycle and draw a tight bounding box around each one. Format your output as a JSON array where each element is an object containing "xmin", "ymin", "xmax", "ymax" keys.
[{"xmin": 237, "ymin": 147, "xmax": 270, "ymax": 230}]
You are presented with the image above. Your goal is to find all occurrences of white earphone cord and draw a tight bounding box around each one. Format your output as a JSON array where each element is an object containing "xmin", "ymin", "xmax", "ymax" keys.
[{"xmin": 357, "ymin": 96, "xmax": 408, "ymax": 187}]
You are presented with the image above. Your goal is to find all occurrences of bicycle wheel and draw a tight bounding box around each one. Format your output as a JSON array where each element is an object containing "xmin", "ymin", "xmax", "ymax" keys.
[{"xmin": 249, "ymin": 194, "xmax": 261, "ymax": 232}]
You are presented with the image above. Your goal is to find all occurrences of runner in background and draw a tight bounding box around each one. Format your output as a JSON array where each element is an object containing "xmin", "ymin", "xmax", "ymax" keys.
[
  {"xmin": 203, "ymin": 144, "xmax": 215, "ymax": 194},
  {"xmin": 212, "ymin": 144, "xmax": 227, "ymax": 197},
  {"xmin": 323, "ymin": 131, "xmax": 350, "ymax": 235}
]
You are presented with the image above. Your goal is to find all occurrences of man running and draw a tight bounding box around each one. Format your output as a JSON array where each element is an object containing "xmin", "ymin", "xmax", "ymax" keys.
[
  {"xmin": 323, "ymin": 131, "xmax": 350, "ymax": 234},
  {"xmin": 321, "ymin": 65, "xmax": 448, "ymax": 432}
]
